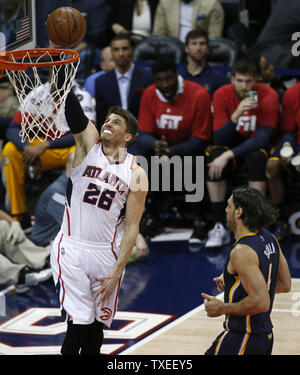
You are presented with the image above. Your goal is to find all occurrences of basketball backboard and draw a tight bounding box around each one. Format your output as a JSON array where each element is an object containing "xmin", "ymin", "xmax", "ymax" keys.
[{"xmin": 0, "ymin": 0, "xmax": 36, "ymax": 52}]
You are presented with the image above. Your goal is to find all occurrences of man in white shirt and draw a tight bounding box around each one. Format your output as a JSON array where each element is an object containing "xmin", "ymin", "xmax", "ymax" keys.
[
  {"xmin": 153, "ymin": 0, "xmax": 224, "ymax": 41},
  {"xmin": 179, "ymin": 0, "xmax": 194, "ymax": 43}
]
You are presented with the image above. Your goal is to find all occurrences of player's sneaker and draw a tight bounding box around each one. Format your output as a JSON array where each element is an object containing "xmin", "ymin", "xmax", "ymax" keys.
[{"xmin": 204, "ymin": 222, "xmax": 231, "ymax": 248}]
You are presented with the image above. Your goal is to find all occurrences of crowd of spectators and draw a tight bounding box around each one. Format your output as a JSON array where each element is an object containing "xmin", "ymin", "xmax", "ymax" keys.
[{"xmin": 1, "ymin": 0, "xmax": 300, "ymax": 291}]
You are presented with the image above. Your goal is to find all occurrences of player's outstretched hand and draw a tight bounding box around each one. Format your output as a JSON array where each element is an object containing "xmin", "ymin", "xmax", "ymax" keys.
[{"xmin": 94, "ymin": 273, "xmax": 120, "ymax": 306}]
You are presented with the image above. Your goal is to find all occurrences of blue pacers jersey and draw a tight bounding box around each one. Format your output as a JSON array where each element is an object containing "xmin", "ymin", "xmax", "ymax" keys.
[{"xmin": 223, "ymin": 228, "xmax": 280, "ymax": 334}]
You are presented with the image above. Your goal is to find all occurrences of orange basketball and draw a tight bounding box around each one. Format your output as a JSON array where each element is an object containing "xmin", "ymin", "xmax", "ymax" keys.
[{"xmin": 46, "ymin": 7, "xmax": 86, "ymax": 47}]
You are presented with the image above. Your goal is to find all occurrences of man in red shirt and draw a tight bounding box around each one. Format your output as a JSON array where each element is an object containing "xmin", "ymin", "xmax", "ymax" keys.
[
  {"xmin": 266, "ymin": 82, "xmax": 300, "ymax": 240},
  {"xmin": 137, "ymin": 57, "xmax": 211, "ymax": 241},
  {"xmin": 205, "ymin": 58, "xmax": 279, "ymax": 248}
]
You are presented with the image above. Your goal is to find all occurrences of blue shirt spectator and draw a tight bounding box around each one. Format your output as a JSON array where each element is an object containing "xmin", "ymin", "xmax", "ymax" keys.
[
  {"xmin": 178, "ymin": 63, "xmax": 229, "ymax": 97},
  {"xmin": 178, "ymin": 29, "xmax": 229, "ymax": 96}
]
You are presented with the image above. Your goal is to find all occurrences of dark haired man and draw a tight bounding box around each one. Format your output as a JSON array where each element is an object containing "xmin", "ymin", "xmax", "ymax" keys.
[
  {"xmin": 137, "ymin": 56, "xmax": 211, "ymax": 239},
  {"xmin": 204, "ymin": 58, "xmax": 279, "ymax": 248},
  {"xmin": 202, "ymin": 186, "xmax": 291, "ymax": 355},
  {"xmin": 178, "ymin": 29, "xmax": 229, "ymax": 96},
  {"xmin": 250, "ymin": 53, "xmax": 286, "ymax": 101},
  {"xmin": 94, "ymin": 34, "xmax": 152, "ymax": 136},
  {"xmin": 50, "ymin": 43, "xmax": 148, "ymax": 355}
]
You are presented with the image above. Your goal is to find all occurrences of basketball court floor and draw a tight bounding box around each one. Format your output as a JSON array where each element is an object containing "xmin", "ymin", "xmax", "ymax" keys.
[{"xmin": 0, "ymin": 228, "xmax": 299, "ymax": 356}]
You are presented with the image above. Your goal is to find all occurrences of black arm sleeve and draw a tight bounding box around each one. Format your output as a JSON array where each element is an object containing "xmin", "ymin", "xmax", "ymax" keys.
[
  {"xmin": 64, "ymin": 89, "xmax": 89, "ymax": 134},
  {"xmin": 172, "ymin": 137, "xmax": 207, "ymax": 155},
  {"xmin": 232, "ymin": 126, "xmax": 274, "ymax": 158},
  {"xmin": 137, "ymin": 131, "xmax": 156, "ymax": 152},
  {"xmin": 48, "ymin": 133, "xmax": 75, "ymax": 148},
  {"xmin": 57, "ymin": 65, "xmax": 89, "ymax": 134},
  {"xmin": 213, "ymin": 119, "xmax": 237, "ymax": 145},
  {"xmin": 6, "ymin": 121, "xmax": 28, "ymax": 150}
]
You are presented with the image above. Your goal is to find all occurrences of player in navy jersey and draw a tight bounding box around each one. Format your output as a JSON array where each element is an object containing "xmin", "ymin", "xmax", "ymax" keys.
[{"xmin": 202, "ymin": 187, "xmax": 291, "ymax": 355}]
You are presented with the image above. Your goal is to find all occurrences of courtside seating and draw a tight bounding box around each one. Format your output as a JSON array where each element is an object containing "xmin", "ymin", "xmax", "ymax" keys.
[{"xmin": 207, "ymin": 37, "xmax": 238, "ymax": 67}]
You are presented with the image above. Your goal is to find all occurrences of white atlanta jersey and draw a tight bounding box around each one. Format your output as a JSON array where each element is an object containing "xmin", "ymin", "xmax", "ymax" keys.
[
  {"xmin": 61, "ymin": 141, "xmax": 135, "ymax": 244},
  {"xmin": 51, "ymin": 142, "xmax": 135, "ymax": 327}
]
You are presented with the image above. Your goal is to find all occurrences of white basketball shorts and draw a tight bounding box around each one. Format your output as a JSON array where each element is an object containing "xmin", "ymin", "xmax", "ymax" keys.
[{"xmin": 50, "ymin": 231, "xmax": 124, "ymax": 327}]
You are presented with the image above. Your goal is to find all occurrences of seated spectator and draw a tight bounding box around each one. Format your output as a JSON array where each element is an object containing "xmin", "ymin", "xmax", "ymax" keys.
[
  {"xmin": 137, "ymin": 56, "xmax": 211, "ymax": 239},
  {"xmin": 251, "ymin": 53, "xmax": 286, "ymax": 100},
  {"xmin": 1, "ymin": 79, "xmax": 95, "ymax": 230},
  {"xmin": 266, "ymin": 81, "xmax": 300, "ymax": 240},
  {"xmin": 205, "ymin": 58, "xmax": 279, "ymax": 248},
  {"xmin": 178, "ymin": 29, "xmax": 229, "ymax": 97},
  {"xmin": 84, "ymin": 46, "xmax": 116, "ymax": 97},
  {"xmin": 0, "ymin": 209, "xmax": 52, "ymax": 293},
  {"xmin": 109, "ymin": 0, "xmax": 159, "ymax": 43},
  {"xmin": 94, "ymin": 34, "xmax": 152, "ymax": 145},
  {"xmin": 0, "ymin": 78, "xmax": 19, "ymax": 142},
  {"xmin": 152, "ymin": 0, "xmax": 224, "ymax": 43}
]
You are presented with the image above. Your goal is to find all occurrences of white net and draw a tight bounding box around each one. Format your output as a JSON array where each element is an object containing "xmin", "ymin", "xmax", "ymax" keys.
[{"xmin": 4, "ymin": 49, "xmax": 80, "ymax": 142}]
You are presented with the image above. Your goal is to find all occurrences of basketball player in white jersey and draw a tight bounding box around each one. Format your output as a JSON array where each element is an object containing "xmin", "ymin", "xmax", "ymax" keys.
[{"xmin": 50, "ymin": 59, "xmax": 148, "ymax": 355}]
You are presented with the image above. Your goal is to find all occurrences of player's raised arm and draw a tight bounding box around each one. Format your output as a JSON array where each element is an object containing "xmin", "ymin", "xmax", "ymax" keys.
[
  {"xmin": 63, "ymin": 87, "xmax": 99, "ymax": 167},
  {"xmin": 51, "ymin": 39, "xmax": 99, "ymax": 166}
]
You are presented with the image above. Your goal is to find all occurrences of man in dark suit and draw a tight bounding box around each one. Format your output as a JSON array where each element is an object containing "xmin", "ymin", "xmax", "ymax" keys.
[{"xmin": 95, "ymin": 34, "xmax": 152, "ymax": 134}]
